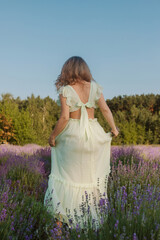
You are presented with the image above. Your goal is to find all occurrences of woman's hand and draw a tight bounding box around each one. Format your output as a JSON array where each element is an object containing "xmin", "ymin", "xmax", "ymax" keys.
[
  {"xmin": 49, "ymin": 135, "xmax": 56, "ymax": 147},
  {"xmin": 111, "ymin": 126, "xmax": 120, "ymax": 137}
]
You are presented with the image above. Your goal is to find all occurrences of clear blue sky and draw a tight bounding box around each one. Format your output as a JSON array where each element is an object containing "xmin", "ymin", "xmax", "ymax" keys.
[{"xmin": 0, "ymin": 0, "xmax": 160, "ymax": 101}]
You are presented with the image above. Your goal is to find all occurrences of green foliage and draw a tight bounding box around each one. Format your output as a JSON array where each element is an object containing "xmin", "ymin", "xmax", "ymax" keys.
[
  {"xmin": 0, "ymin": 192, "xmax": 55, "ymax": 240},
  {"xmin": 0, "ymin": 112, "xmax": 17, "ymax": 144},
  {"xmin": 6, "ymin": 166, "xmax": 43, "ymax": 199},
  {"xmin": 0, "ymin": 92, "xmax": 160, "ymax": 145},
  {"xmin": 0, "ymin": 94, "xmax": 37, "ymax": 145}
]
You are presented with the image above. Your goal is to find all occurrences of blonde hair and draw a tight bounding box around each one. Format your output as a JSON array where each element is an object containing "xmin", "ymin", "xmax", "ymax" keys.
[{"xmin": 55, "ymin": 56, "xmax": 95, "ymax": 91}]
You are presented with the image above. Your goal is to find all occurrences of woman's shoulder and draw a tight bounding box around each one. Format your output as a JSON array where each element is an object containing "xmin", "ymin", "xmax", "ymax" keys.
[
  {"xmin": 56, "ymin": 84, "xmax": 78, "ymax": 107},
  {"xmin": 57, "ymin": 85, "xmax": 73, "ymax": 97},
  {"xmin": 57, "ymin": 80, "xmax": 103, "ymax": 93}
]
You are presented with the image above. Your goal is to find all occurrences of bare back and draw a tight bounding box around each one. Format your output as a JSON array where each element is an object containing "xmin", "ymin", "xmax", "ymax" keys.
[{"xmin": 69, "ymin": 81, "xmax": 95, "ymax": 119}]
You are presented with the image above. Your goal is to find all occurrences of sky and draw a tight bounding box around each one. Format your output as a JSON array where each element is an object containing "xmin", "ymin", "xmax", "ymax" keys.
[{"xmin": 0, "ymin": 0, "xmax": 160, "ymax": 101}]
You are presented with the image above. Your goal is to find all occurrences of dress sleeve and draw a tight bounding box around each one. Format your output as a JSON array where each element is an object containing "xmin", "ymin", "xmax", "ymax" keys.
[
  {"xmin": 95, "ymin": 82, "xmax": 103, "ymax": 108},
  {"xmin": 56, "ymin": 86, "xmax": 73, "ymax": 107}
]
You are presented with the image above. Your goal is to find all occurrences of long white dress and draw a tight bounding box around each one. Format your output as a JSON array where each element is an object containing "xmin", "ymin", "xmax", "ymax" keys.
[{"xmin": 44, "ymin": 80, "xmax": 112, "ymax": 230}]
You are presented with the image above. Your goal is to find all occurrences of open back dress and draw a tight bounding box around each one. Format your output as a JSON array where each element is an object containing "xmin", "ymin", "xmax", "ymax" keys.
[{"xmin": 44, "ymin": 80, "xmax": 112, "ymax": 230}]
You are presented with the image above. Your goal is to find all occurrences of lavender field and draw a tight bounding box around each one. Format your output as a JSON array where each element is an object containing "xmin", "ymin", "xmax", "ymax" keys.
[{"xmin": 0, "ymin": 144, "xmax": 160, "ymax": 240}]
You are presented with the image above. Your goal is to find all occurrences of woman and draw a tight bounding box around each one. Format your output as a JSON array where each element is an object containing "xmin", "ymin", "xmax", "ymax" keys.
[{"xmin": 44, "ymin": 56, "xmax": 119, "ymax": 233}]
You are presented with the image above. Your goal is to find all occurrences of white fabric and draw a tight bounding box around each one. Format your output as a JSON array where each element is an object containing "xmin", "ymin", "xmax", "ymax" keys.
[{"xmin": 44, "ymin": 80, "xmax": 112, "ymax": 230}]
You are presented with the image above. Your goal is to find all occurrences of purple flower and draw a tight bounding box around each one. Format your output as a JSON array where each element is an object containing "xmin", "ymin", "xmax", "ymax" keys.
[
  {"xmin": 114, "ymin": 219, "xmax": 119, "ymax": 229},
  {"xmin": 0, "ymin": 208, "xmax": 7, "ymax": 222}
]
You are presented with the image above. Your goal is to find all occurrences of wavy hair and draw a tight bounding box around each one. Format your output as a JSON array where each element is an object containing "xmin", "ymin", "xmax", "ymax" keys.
[{"xmin": 55, "ymin": 56, "xmax": 95, "ymax": 91}]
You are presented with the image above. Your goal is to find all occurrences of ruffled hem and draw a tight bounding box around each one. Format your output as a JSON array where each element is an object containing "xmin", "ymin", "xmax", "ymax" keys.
[
  {"xmin": 94, "ymin": 83, "xmax": 103, "ymax": 108},
  {"xmin": 56, "ymin": 86, "xmax": 73, "ymax": 107},
  {"xmin": 49, "ymin": 165, "xmax": 111, "ymax": 190},
  {"xmin": 45, "ymin": 168, "xmax": 111, "ymax": 230}
]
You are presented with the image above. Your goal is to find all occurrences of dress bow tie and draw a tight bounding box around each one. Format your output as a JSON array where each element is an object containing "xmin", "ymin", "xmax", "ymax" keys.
[{"xmin": 75, "ymin": 102, "xmax": 92, "ymax": 141}]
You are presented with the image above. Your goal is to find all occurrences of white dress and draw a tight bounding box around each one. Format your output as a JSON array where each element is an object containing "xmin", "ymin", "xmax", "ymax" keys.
[{"xmin": 44, "ymin": 80, "xmax": 112, "ymax": 230}]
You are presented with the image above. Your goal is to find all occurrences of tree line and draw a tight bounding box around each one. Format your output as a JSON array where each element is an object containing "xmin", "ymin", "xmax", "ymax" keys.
[{"xmin": 0, "ymin": 92, "xmax": 160, "ymax": 146}]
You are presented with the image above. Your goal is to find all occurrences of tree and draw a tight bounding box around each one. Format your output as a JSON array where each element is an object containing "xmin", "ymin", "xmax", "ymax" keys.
[{"xmin": 0, "ymin": 111, "xmax": 17, "ymax": 144}]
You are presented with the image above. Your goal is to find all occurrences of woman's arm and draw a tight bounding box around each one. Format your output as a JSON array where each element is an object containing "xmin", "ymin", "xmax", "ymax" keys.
[
  {"xmin": 98, "ymin": 93, "xmax": 119, "ymax": 136},
  {"xmin": 49, "ymin": 94, "xmax": 70, "ymax": 144},
  {"xmin": 49, "ymin": 117, "xmax": 69, "ymax": 139}
]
